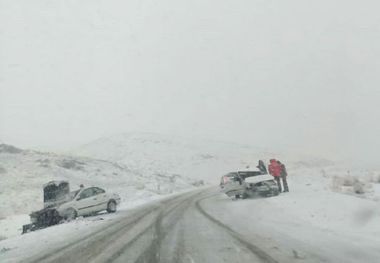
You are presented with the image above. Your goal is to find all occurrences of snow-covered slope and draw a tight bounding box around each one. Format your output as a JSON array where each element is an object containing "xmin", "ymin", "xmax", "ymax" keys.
[{"xmin": 74, "ymin": 132, "xmax": 281, "ymax": 183}]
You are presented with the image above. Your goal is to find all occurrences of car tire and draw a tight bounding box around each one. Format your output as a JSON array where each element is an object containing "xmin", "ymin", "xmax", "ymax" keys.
[
  {"xmin": 50, "ymin": 209, "xmax": 61, "ymax": 225},
  {"xmin": 65, "ymin": 208, "xmax": 77, "ymax": 221},
  {"xmin": 107, "ymin": 200, "xmax": 117, "ymax": 213}
]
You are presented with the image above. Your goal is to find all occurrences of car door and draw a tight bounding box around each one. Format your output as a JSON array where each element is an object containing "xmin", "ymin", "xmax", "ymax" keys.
[
  {"xmin": 223, "ymin": 174, "xmax": 245, "ymax": 196},
  {"xmin": 92, "ymin": 187, "xmax": 108, "ymax": 211},
  {"xmin": 75, "ymin": 188, "xmax": 98, "ymax": 216}
]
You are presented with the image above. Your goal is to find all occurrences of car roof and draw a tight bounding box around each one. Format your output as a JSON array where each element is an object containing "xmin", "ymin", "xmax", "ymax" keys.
[{"xmin": 80, "ymin": 186, "xmax": 104, "ymax": 192}]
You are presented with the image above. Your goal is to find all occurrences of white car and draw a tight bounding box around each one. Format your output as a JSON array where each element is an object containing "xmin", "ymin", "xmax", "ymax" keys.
[
  {"xmin": 220, "ymin": 171, "xmax": 279, "ymax": 199},
  {"xmin": 57, "ymin": 186, "xmax": 121, "ymax": 220}
]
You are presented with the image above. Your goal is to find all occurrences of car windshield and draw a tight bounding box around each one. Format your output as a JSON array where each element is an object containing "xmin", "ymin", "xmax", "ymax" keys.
[{"xmin": 68, "ymin": 190, "xmax": 80, "ymax": 200}]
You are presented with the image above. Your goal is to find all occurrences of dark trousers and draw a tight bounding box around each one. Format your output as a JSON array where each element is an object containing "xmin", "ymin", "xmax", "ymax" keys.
[
  {"xmin": 275, "ymin": 176, "xmax": 289, "ymax": 192},
  {"xmin": 274, "ymin": 177, "xmax": 281, "ymax": 192},
  {"xmin": 282, "ymin": 175, "xmax": 289, "ymax": 192}
]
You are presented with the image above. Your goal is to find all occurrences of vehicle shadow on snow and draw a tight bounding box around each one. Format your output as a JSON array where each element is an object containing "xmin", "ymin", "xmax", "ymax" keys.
[
  {"xmin": 65, "ymin": 210, "xmax": 117, "ymax": 223},
  {"xmin": 232, "ymin": 194, "xmax": 279, "ymax": 201}
]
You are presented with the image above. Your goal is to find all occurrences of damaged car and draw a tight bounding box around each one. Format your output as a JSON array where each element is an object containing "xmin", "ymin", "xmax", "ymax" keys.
[
  {"xmin": 220, "ymin": 170, "xmax": 279, "ymax": 199},
  {"xmin": 57, "ymin": 186, "xmax": 121, "ymax": 220},
  {"xmin": 22, "ymin": 181, "xmax": 121, "ymax": 233}
]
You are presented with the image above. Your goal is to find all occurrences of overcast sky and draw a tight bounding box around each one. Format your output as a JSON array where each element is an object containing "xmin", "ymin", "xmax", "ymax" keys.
[{"xmin": 1, "ymin": 0, "xmax": 380, "ymax": 166}]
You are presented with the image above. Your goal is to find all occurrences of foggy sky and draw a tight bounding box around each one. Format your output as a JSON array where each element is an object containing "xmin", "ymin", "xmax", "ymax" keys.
[{"xmin": 1, "ymin": 0, "xmax": 380, "ymax": 167}]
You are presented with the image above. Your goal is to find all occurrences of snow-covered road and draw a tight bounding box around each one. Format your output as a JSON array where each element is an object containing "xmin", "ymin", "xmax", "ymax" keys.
[{"xmin": 1, "ymin": 187, "xmax": 379, "ymax": 263}]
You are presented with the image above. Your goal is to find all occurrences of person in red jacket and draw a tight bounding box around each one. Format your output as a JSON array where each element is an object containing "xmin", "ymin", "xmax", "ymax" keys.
[{"xmin": 268, "ymin": 159, "xmax": 282, "ymax": 192}]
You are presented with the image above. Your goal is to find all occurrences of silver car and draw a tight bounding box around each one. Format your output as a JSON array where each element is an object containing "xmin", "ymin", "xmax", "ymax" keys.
[{"xmin": 57, "ymin": 186, "xmax": 121, "ymax": 220}]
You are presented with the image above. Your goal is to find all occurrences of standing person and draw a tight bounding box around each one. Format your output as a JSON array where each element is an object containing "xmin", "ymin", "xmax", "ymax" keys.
[
  {"xmin": 278, "ymin": 161, "xmax": 289, "ymax": 192},
  {"xmin": 257, "ymin": 160, "xmax": 267, "ymax": 174},
  {"xmin": 268, "ymin": 159, "xmax": 282, "ymax": 192}
]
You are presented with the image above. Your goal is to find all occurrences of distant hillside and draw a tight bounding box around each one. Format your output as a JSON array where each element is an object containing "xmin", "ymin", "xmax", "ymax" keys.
[{"xmin": 74, "ymin": 132, "xmax": 278, "ymax": 183}]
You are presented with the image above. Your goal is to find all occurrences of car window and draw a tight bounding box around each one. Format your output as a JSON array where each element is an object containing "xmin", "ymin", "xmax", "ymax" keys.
[
  {"xmin": 93, "ymin": 187, "xmax": 105, "ymax": 195},
  {"xmin": 79, "ymin": 188, "xmax": 95, "ymax": 200},
  {"xmin": 69, "ymin": 190, "xmax": 80, "ymax": 200}
]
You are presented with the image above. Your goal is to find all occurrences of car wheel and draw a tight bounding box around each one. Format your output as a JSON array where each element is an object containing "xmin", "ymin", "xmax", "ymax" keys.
[
  {"xmin": 50, "ymin": 209, "xmax": 61, "ymax": 225},
  {"xmin": 107, "ymin": 200, "xmax": 117, "ymax": 213},
  {"xmin": 65, "ymin": 208, "xmax": 77, "ymax": 221}
]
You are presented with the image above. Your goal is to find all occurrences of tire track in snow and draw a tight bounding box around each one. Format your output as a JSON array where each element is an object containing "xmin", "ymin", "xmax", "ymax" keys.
[
  {"xmin": 28, "ymin": 208, "xmax": 158, "ymax": 263},
  {"xmin": 28, "ymin": 191, "xmax": 198, "ymax": 263},
  {"xmin": 195, "ymin": 194, "xmax": 279, "ymax": 263},
  {"xmin": 91, "ymin": 190, "xmax": 200, "ymax": 263},
  {"xmin": 132, "ymin": 191, "xmax": 197, "ymax": 263}
]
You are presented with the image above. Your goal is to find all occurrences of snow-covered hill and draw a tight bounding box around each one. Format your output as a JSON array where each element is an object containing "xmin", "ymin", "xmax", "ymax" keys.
[{"xmin": 74, "ymin": 132, "xmax": 281, "ymax": 183}]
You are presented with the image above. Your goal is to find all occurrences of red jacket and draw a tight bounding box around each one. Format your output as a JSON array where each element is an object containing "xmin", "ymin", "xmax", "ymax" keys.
[{"xmin": 268, "ymin": 159, "xmax": 282, "ymax": 177}]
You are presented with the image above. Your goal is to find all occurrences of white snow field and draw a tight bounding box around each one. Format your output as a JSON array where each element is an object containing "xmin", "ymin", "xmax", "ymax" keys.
[{"xmin": 0, "ymin": 133, "xmax": 379, "ymax": 262}]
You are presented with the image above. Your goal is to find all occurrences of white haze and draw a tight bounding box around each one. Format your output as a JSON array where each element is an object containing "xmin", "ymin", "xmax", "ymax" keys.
[{"xmin": 1, "ymin": 0, "xmax": 380, "ymax": 167}]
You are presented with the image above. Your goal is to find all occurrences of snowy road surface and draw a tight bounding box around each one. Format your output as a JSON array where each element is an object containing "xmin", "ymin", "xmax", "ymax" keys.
[{"xmin": 1, "ymin": 187, "xmax": 379, "ymax": 263}]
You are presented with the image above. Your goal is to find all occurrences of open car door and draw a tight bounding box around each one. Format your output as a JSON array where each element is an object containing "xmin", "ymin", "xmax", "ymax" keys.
[{"xmin": 222, "ymin": 173, "xmax": 246, "ymax": 197}]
